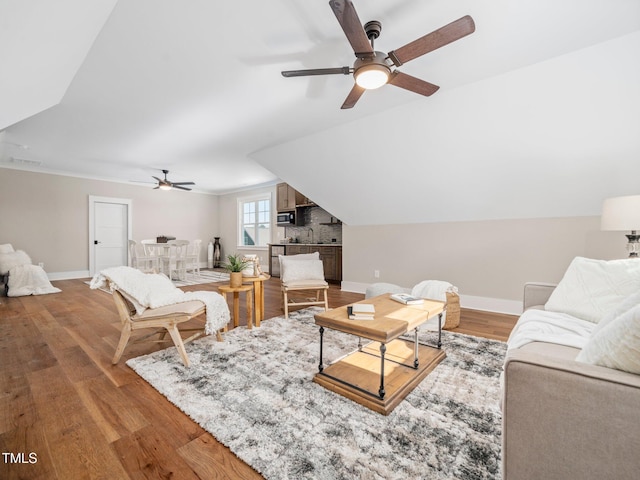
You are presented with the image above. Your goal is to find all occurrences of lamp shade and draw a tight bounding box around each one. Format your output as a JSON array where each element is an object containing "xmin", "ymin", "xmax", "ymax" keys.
[{"xmin": 601, "ymin": 195, "xmax": 640, "ymax": 231}]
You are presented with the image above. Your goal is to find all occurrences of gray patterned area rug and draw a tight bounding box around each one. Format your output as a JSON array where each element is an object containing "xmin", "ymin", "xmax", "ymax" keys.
[{"xmin": 127, "ymin": 307, "xmax": 507, "ymax": 480}]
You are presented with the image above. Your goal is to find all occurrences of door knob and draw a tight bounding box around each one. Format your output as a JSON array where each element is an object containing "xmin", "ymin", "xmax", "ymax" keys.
[{"xmin": 94, "ymin": 240, "xmax": 100, "ymax": 245}]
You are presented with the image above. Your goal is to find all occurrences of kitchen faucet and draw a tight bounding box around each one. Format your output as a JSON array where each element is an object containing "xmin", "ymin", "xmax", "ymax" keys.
[{"xmin": 307, "ymin": 227, "xmax": 314, "ymax": 244}]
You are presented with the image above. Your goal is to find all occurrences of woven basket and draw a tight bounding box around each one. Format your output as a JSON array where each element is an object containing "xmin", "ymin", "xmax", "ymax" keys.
[{"xmin": 444, "ymin": 291, "xmax": 461, "ymax": 330}]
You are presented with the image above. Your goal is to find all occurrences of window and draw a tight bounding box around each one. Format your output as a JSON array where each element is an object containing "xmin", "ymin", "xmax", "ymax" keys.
[{"xmin": 238, "ymin": 195, "xmax": 271, "ymax": 248}]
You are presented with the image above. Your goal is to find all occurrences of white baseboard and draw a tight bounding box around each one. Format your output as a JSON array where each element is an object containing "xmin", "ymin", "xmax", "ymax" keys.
[
  {"xmin": 341, "ymin": 281, "xmax": 522, "ymax": 316},
  {"xmin": 48, "ymin": 270, "xmax": 91, "ymax": 281},
  {"xmin": 49, "ymin": 260, "xmax": 210, "ymax": 281},
  {"xmin": 45, "ymin": 274, "xmax": 523, "ymax": 316},
  {"xmin": 461, "ymin": 295, "xmax": 522, "ymax": 316}
]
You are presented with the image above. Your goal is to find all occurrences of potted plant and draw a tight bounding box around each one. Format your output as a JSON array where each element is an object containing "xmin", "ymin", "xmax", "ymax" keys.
[{"xmin": 222, "ymin": 253, "xmax": 252, "ymax": 287}]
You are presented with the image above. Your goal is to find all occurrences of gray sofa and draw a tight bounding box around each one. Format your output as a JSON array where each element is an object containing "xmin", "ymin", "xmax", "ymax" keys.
[{"xmin": 501, "ymin": 282, "xmax": 640, "ymax": 479}]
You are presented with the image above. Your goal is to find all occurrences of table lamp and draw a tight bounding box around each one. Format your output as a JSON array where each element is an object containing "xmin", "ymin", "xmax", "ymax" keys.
[{"xmin": 601, "ymin": 195, "xmax": 640, "ymax": 258}]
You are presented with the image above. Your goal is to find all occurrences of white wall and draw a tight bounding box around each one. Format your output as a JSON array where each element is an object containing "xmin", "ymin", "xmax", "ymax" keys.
[
  {"xmin": 0, "ymin": 168, "xmax": 219, "ymax": 277},
  {"xmin": 2, "ymin": 169, "xmax": 627, "ymax": 315},
  {"xmin": 216, "ymin": 185, "xmax": 277, "ymax": 270}
]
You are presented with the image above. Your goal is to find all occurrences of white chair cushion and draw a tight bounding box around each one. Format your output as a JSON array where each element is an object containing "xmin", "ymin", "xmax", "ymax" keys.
[
  {"xmin": 545, "ymin": 256, "xmax": 640, "ymax": 323},
  {"xmin": 279, "ymin": 252, "xmax": 319, "ymax": 262},
  {"xmin": 283, "ymin": 279, "xmax": 329, "ymax": 288},
  {"xmin": 280, "ymin": 258, "xmax": 325, "ymax": 284},
  {"xmin": 120, "ymin": 290, "xmax": 148, "ymax": 315},
  {"xmin": 133, "ymin": 300, "xmax": 205, "ymax": 320}
]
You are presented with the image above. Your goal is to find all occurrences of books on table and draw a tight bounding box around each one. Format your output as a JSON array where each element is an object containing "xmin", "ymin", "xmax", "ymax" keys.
[
  {"xmin": 390, "ymin": 293, "xmax": 425, "ymax": 305},
  {"xmin": 347, "ymin": 303, "xmax": 375, "ymax": 320}
]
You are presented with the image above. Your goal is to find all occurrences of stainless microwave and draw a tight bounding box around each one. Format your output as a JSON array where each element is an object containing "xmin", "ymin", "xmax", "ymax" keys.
[{"xmin": 277, "ymin": 212, "xmax": 295, "ymax": 226}]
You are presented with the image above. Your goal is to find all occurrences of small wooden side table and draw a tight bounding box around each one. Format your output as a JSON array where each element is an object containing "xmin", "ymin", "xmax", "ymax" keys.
[
  {"xmin": 218, "ymin": 284, "xmax": 254, "ymax": 329},
  {"xmin": 242, "ymin": 274, "xmax": 270, "ymax": 327}
]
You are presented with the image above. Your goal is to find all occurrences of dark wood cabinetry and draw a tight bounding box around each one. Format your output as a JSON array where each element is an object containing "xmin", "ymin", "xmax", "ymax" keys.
[
  {"xmin": 276, "ymin": 183, "xmax": 304, "ymax": 212},
  {"xmin": 276, "ymin": 182, "xmax": 316, "ymax": 212},
  {"xmin": 268, "ymin": 244, "xmax": 342, "ymax": 282}
]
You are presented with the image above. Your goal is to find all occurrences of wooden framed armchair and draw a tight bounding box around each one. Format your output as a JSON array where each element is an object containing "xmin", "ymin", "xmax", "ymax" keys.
[{"xmin": 112, "ymin": 289, "xmax": 223, "ymax": 367}]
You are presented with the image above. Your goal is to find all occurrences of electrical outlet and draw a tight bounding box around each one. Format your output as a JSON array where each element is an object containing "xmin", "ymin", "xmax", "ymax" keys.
[{"xmin": 374, "ymin": 270, "xmax": 380, "ymax": 278}]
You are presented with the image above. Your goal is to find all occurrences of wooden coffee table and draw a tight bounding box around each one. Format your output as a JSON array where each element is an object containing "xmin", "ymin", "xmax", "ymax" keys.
[{"xmin": 313, "ymin": 293, "xmax": 446, "ymax": 415}]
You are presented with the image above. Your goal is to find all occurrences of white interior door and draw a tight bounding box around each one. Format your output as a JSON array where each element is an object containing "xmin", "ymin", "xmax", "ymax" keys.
[{"xmin": 89, "ymin": 196, "xmax": 132, "ymax": 275}]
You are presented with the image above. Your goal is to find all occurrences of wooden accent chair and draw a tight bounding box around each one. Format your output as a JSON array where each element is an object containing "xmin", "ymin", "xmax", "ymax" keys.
[
  {"xmin": 279, "ymin": 253, "xmax": 329, "ymax": 319},
  {"xmin": 111, "ymin": 289, "xmax": 222, "ymax": 367}
]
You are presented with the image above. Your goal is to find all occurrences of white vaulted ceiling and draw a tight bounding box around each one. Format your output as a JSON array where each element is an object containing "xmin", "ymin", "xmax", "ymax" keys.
[{"xmin": 1, "ymin": 0, "xmax": 639, "ymax": 224}]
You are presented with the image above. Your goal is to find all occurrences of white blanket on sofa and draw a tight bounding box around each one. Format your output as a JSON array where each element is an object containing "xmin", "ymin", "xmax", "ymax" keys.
[
  {"xmin": 90, "ymin": 266, "xmax": 230, "ymax": 334},
  {"xmin": 7, "ymin": 264, "xmax": 61, "ymax": 297},
  {"xmin": 507, "ymin": 308, "xmax": 596, "ymax": 351}
]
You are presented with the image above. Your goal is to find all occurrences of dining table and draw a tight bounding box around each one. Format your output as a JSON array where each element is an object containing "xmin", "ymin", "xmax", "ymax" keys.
[{"xmin": 141, "ymin": 241, "xmax": 188, "ymax": 278}]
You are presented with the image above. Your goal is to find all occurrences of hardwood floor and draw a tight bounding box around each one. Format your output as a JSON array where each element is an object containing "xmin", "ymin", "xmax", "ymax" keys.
[{"xmin": 0, "ymin": 276, "xmax": 517, "ymax": 479}]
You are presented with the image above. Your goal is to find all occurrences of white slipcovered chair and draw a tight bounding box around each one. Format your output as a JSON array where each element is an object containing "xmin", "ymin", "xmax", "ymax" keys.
[
  {"xmin": 128, "ymin": 240, "xmax": 157, "ymax": 273},
  {"xmin": 279, "ymin": 252, "xmax": 329, "ymax": 319},
  {"xmin": 159, "ymin": 240, "xmax": 189, "ymax": 280},
  {"xmin": 185, "ymin": 239, "xmax": 202, "ymax": 277}
]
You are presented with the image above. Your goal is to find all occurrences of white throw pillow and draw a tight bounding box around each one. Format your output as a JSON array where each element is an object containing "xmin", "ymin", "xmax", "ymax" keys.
[
  {"xmin": 591, "ymin": 290, "xmax": 640, "ymax": 336},
  {"xmin": 0, "ymin": 250, "xmax": 32, "ymax": 275},
  {"xmin": 576, "ymin": 302, "xmax": 640, "ymax": 374},
  {"xmin": 280, "ymin": 258, "xmax": 324, "ymax": 284},
  {"xmin": 0, "ymin": 243, "xmax": 15, "ymax": 253},
  {"xmin": 545, "ymin": 257, "xmax": 640, "ymax": 323}
]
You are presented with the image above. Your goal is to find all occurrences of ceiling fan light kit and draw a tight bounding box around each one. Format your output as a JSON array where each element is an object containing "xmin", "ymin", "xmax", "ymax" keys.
[
  {"xmin": 153, "ymin": 169, "xmax": 195, "ymax": 191},
  {"xmin": 281, "ymin": 0, "xmax": 475, "ymax": 109},
  {"xmin": 354, "ymin": 54, "xmax": 390, "ymax": 89}
]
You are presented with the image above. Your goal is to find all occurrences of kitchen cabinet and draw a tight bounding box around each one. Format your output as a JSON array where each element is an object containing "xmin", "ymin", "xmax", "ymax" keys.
[
  {"xmin": 276, "ymin": 182, "xmax": 317, "ymax": 212},
  {"xmin": 268, "ymin": 244, "xmax": 342, "ymax": 282},
  {"xmin": 276, "ymin": 183, "xmax": 303, "ymax": 212}
]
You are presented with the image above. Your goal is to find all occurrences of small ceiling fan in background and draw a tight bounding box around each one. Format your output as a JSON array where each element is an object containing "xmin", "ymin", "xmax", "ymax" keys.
[
  {"xmin": 281, "ymin": 0, "xmax": 475, "ymax": 109},
  {"xmin": 153, "ymin": 169, "xmax": 195, "ymax": 191}
]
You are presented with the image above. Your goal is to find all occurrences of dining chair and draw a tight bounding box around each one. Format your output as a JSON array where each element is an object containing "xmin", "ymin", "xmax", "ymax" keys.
[
  {"xmin": 141, "ymin": 238, "xmax": 165, "ymax": 272},
  {"xmin": 128, "ymin": 240, "xmax": 156, "ymax": 273},
  {"xmin": 185, "ymin": 239, "xmax": 202, "ymax": 277},
  {"xmin": 159, "ymin": 239, "xmax": 190, "ymax": 280}
]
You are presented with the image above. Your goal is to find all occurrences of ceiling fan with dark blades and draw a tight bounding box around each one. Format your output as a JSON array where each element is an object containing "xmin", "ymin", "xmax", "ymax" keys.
[
  {"xmin": 152, "ymin": 169, "xmax": 195, "ymax": 191},
  {"xmin": 281, "ymin": 0, "xmax": 475, "ymax": 109}
]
